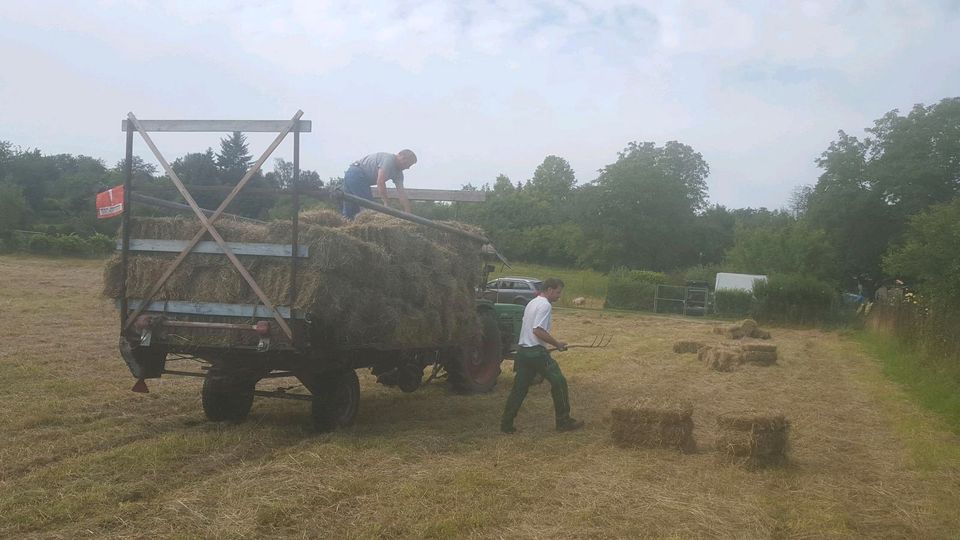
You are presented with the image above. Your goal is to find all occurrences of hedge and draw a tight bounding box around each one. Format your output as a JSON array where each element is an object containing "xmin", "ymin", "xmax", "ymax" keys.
[
  {"xmin": 752, "ymin": 273, "xmax": 838, "ymax": 325},
  {"xmin": 604, "ymin": 268, "xmax": 670, "ymax": 311}
]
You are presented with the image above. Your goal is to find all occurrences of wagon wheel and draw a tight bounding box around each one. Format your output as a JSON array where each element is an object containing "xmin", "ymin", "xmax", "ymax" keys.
[
  {"xmin": 447, "ymin": 309, "xmax": 502, "ymax": 394},
  {"xmin": 311, "ymin": 369, "xmax": 360, "ymax": 432},
  {"xmin": 201, "ymin": 367, "xmax": 257, "ymax": 422}
]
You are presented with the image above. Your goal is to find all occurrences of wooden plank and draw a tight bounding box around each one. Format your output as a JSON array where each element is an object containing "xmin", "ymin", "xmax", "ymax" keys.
[
  {"xmin": 121, "ymin": 119, "xmax": 311, "ymax": 133},
  {"xmin": 385, "ymin": 188, "xmax": 485, "ymax": 202},
  {"xmin": 120, "ymin": 239, "xmax": 309, "ymax": 258},
  {"xmin": 123, "ymin": 299, "xmax": 303, "ymax": 319}
]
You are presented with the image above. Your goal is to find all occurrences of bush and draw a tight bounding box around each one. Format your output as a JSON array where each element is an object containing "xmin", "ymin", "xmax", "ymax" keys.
[
  {"xmin": 57, "ymin": 234, "xmax": 88, "ymax": 256},
  {"xmin": 714, "ymin": 289, "xmax": 753, "ymax": 317},
  {"xmin": 752, "ymin": 274, "xmax": 838, "ymax": 325},
  {"xmin": 87, "ymin": 233, "xmax": 116, "ymax": 256},
  {"xmin": 27, "ymin": 234, "xmax": 58, "ymax": 255},
  {"xmin": 15, "ymin": 232, "xmax": 115, "ymax": 257},
  {"xmin": 604, "ymin": 268, "xmax": 670, "ymax": 311}
]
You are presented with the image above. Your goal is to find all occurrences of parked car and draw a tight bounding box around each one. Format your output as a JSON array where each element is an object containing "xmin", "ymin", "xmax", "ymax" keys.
[{"xmin": 482, "ymin": 276, "xmax": 543, "ymax": 305}]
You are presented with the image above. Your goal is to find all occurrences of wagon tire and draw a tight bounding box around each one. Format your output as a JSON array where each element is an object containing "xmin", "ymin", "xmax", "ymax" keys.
[
  {"xmin": 202, "ymin": 369, "xmax": 256, "ymax": 422},
  {"xmin": 311, "ymin": 369, "xmax": 360, "ymax": 432},
  {"xmin": 447, "ymin": 309, "xmax": 503, "ymax": 394}
]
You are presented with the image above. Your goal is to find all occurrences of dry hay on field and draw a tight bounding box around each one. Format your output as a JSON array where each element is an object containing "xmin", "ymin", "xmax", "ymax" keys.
[
  {"xmin": 673, "ymin": 340, "xmax": 706, "ymax": 354},
  {"xmin": 611, "ymin": 398, "xmax": 696, "ymax": 452},
  {"xmin": 102, "ymin": 210, "xmax": 484, "ymax": 350},
  {"xmin": 698, "ymin": 345, "xmax": 742, "ymax": 372},
  {"xmin": 740, "ymin": 343, "xmax": 779, "ymax": 365},
  {"xmin": 715, "ymin": 412, "xmax": 790, "ymax": 468},
  {"xmin": 697, "ymin": 342, "xmax": 779, "ymax": 371},
  {"xmin": 713, "ymin": 318, "xmax": 771, "ymax": 340}
]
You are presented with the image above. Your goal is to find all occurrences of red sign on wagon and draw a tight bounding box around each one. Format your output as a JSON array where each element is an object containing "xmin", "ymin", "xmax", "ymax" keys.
[{"xmin": 96, "ymin": 185, "xmax": 124, "ymax": 219}]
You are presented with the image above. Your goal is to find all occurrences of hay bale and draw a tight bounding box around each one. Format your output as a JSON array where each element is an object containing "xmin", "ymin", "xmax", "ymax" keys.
[
  {"xmin": 611, "ymin": 399, "xmax": 696, "ymax": 452},
  {"xmin": 103, "ymin": 213, "xmax": 484, "ymax": 351},
  {"xmin": 739, "ymin": 343, "xmax": 778, "ymax": 365},
  {"xmin": 716, "ymin": 412, "xmax": 789, "ymax": 468},
  {"xmin": 740, "ymin": 343, "xmax": 777, "ymax": 352},
  {"xmin": 701, "ymin": 346, "xmax": 741, "ymax": 372},
  {"xmin": 740, "ymin": 350, "xmax": 777, "ymax": 365},
  {"xmin": 298, "ymin": 208, "xmax": 347, "ymax": 227},
  {"xmin": 715, "ymin": 319, "xmax": 772, "ymax": 340},
  {"xmin": 673, "ymin": 340, "xmax": 705, "ymax": 354}
]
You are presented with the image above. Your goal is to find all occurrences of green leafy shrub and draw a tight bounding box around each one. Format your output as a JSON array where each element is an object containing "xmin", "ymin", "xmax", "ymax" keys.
[
  {"xmin": 57, "ymin": 234, "xmax": 88, "ymax": 256},
  {"xmin": 27, "ymin": 234, "xmax": 57, "ymax": 255},
  {"xmin": 87, "ymin": 233, "xmax": 116, "ymax": 256},
  {"xmin": 604, "ymin": 268, "xmax": 670, "ymax": 311},
  {"xmin": 714, "ymin": 289, "xmax": 753, "ymax": 317},
  {"xmin": 752, "ymin": 274, "xmax": 838, "ymax": 325}
]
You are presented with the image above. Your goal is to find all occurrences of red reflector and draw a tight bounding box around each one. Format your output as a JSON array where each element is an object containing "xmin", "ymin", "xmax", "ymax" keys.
[
  {"xmin": 131, "ymin": 379, "xmax": 149, "ymax": 393},
  {"xmin": 255, "ymin": 321, "xmax": 270, "ymax": 336}
]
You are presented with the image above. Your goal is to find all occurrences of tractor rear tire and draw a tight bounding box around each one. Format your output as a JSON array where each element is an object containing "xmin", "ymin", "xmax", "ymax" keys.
[
  {"xmin": 311, "ymin": 369, "xmax": 360, "ymax": 433},
  {"xmin": 202, "ymin": 368, "xmax": 256, "ymax": 422},
  {"xmin": 448, "ymin": 309, "xmax": 503, "ymax": 394}
]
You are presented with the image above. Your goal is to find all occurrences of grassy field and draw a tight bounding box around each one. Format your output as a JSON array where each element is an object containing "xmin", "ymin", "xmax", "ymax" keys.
[
  {"xmin": 490, "ymin": 262, "xmax": 608, "ymax": 309},
  {"xmin": 3, "ymin": 254, "xmax": 960, "ymax": 538}
]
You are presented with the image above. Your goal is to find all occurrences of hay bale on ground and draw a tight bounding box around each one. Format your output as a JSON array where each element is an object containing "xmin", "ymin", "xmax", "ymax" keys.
[
  {"xmin": 715, "ymin": 412, "xmax": 790, "ymax": 468},
  {"xmin": 673, "ymin": 340, "xmax": 705, "ymax": 354},
  {"xmin": 611, "ymin": 399, "xmax": 696, "ymax": 452},
  {"xmin": 740, "ymin": 343, "xmax": 778, "ymax": 366},
  {"xmin": 700, "ymin": 346, "xmax": 741, "ymax": 372},
  {"xmin": 103, "ymin": 213, "xmax": 484, "ymax": 350},
  {"xmin": 713, "ymin": 319, "xmax": 772, "ymax": 340}
]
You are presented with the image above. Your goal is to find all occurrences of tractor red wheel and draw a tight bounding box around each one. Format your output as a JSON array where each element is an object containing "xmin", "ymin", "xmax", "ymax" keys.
[{"xmin": 447, "ymin": 309, "xmax": 503, "ymax": 394}]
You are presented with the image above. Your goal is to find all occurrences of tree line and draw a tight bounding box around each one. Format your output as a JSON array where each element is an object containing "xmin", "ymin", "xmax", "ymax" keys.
[
  {"xmin": 2, "ymin": 98, "xmax": 958, "ymax": 305},
  {"xmin": 415, "ymin": 97, "xmax": 960, "ymax": 305}
]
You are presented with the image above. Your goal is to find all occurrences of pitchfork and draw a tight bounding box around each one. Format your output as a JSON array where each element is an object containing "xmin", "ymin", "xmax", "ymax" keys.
[{"xmin": 549, "ymin": 333, "xmax": 613, "ymax": 352}]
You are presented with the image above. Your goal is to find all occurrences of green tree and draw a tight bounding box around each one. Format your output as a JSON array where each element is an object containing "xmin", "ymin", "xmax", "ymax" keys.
[
  {"xmin": 527, "ymin": 155, "xmax": 576, "ymax": 204},
  {"xmin": 575, "ymin": 140, "xmax": 710, "ymax": 270},
  {"xmin": 264, "ymin": 158, "xmax": 323, "ymax": 190},
  {"xmin": 114, "ymin": 156, "xmax": 158, "ymax": 184},
  {"xmin": 884, "ymin": 198, "xmax": 960, "ymax": 304},
  {"xmin": 0, "ymin": 181, "xmax": 27, "ymax": 234},
  {"xmin": 806, "ymin": 98, "xmax": 960, "ymax": 286},
  {"xmin": 725, "ymin": 219, "xmax": 838, "ymax": 282},
  {"xmin": 216, "ymin": 131, "xmax": 252, "ymax": 181},
  {"xmin": 693, "ymin": 204, "xmax": 736, "ymax": 266},
  {"xmin": 171, "ymin": 149, "xmax": 220, "ymax": 209}
]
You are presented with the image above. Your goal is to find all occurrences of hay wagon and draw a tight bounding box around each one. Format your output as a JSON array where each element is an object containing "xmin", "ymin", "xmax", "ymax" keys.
[{"xmin": 113, "ymin": 113, "xmax": 524, "ymax": 431}]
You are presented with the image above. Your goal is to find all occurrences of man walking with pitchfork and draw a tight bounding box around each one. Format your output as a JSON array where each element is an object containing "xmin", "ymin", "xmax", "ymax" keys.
[{"xmin": 501, "ymin": 278, "xmax": 584, "ymax": 433}]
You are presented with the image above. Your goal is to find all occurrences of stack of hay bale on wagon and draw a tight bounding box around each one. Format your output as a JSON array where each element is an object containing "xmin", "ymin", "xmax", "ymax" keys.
[{"xmin": 103, "ymin": 209, "xmax": 484, "ymax": 350}]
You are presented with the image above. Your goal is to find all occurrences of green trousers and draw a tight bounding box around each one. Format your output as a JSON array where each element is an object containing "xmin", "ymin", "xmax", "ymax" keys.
[{"xmin": 502, "ymin": 345, "xmax": 571, "ymax": 428}]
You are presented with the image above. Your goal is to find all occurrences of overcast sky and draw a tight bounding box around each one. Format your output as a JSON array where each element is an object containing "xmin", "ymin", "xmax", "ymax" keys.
[{"xmin": 2, "ymin": 1, "xmax": 958, "ymax": 209}]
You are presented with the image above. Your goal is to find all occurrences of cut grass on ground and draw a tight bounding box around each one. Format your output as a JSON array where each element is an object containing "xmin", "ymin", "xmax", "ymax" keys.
[{"xmin": 2, "ymin": 254, "xmax": 960, "ymax": 538}]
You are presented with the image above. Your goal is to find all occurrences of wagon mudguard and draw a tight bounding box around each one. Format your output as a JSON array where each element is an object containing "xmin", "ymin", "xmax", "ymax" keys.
[{"xmin": 119, "ymin": 337, "xmax": 167, "ymax": 379}]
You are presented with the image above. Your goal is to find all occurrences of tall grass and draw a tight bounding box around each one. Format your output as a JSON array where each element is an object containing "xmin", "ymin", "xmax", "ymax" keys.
[
  {"xmin": 489, "ymin": 262, "xmax": 608, "ymax": 308},
  {"xmin": 855, "ymin": 331, "xmax": 960, "ymax": 434}
]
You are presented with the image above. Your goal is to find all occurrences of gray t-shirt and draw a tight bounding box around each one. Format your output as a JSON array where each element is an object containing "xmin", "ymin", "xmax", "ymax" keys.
[{"xmin": 353, "ymin": 152, "xmax": 404, "ymax": 186}]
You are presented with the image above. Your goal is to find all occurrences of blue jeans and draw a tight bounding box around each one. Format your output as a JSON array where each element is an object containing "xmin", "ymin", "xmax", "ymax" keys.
[{"xmin": 342, "ymin": 165, "xmax": 373, "ymax": 219}]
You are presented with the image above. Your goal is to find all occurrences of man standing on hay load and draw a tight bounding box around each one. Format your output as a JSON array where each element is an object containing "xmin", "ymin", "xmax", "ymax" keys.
[
  {"xmin": 501, "ymin": 278, "xmax": 584, "ymax": 433},
  {"xmin": 341, "ymin": 150, "xmax": 417, "ymax": 219}
]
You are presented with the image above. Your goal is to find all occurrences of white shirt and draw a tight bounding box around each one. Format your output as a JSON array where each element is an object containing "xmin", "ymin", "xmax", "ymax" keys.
[{"xmin": 519, "ymin": 295, "xmax": 552, "ymax": 347}]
